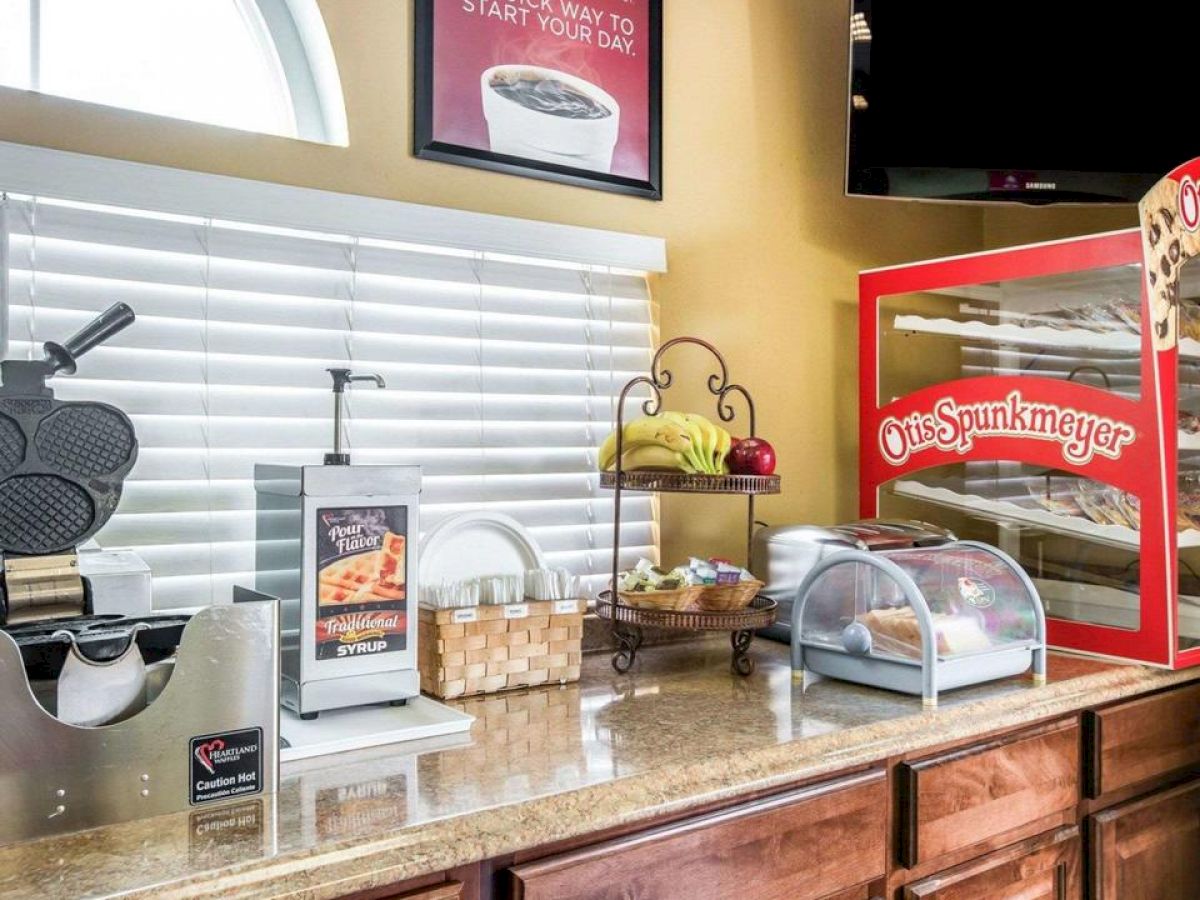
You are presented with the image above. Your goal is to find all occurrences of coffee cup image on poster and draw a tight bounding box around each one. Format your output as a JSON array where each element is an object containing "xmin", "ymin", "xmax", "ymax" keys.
[
  {"xmin": 482, "ymin": 65, "xmax": 620, "ymax": 172},
  {"xmin": 314, "ymin": 506, "xmax": 408, "ymax": 660},
  {"xmin": 427, "ymin": 0, "xmax": 653, "ymax": 182}
]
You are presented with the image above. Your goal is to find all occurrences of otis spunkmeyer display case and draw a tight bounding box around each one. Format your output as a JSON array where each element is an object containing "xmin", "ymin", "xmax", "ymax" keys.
[{"xmin": 860, "ymin": 159, "xmax": 1200, "ymax": 669}]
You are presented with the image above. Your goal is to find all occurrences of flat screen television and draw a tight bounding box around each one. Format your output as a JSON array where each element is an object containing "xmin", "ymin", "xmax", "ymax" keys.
[{"xmin": 846, "ymin": 2, "xmax": 1196, "ymax": 204}]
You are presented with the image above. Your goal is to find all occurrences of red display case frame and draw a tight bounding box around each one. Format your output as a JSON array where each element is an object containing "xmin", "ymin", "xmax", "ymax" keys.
[{"xmin": 859, "ymin": 161, "xmax": 1200, "ymax": 668}]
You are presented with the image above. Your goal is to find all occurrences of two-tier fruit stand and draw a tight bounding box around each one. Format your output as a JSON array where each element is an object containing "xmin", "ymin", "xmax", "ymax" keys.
[{"xmin": 597, "ymin": 337, "xmax": 781, "ymax": 675}]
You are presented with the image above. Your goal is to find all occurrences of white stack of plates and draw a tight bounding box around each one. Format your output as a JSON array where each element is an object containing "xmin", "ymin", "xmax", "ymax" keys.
[{"xmin": 419, "ymin": 512, "xmax": 548, "ymax": 608}]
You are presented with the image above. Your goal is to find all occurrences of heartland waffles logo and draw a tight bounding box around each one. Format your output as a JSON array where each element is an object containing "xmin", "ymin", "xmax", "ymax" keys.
[
  {"xmin": 194, "ymin": 738, "xmax": 226, "ymax": 775},
  {"xmin": 878, "ymin": 390, "xmax": 1137, "ymax": 467}
]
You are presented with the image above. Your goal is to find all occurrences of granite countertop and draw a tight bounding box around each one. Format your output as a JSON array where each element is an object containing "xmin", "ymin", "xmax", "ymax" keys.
[{"xmin": 2, "ymin": 638, "xmax": 1197, "ymax": 899}]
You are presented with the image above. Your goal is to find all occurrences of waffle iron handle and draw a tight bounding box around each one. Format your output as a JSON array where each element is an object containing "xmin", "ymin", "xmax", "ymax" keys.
[{"xmin": 43, "ymin": 303, "xmax": 136, "ymax": 376}]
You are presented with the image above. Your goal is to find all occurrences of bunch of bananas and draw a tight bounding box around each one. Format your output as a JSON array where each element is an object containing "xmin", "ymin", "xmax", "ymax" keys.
[{"xmin": 598, "ymin": 412, "xmax": 732, "ymax": 475}]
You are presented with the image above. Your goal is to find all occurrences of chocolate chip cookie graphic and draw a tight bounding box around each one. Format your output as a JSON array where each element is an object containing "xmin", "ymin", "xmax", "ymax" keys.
[{"xmin": 1140, "ymin": 176, "xmax": 1200, "ymax": 351}]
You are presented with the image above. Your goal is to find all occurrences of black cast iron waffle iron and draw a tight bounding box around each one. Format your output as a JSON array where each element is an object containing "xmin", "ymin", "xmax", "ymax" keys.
[{"xmin": 0, "ymin": 303, "xmax": 191, "ymax": 678}]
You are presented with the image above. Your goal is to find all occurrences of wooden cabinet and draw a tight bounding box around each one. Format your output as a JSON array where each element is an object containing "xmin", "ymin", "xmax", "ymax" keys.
[
  {"xmin": 386, "ymin": 885, "xmax": 463, "ymax": 900},
  {"xmin": 903, "ymin": 827, "xmax": 1081, "ymax": 900},
  {"xmin": 897, "ymin": 720, "xmax": 1079, "ymax": 868},
  {"xmin": 510, "ymin": 769, "xmax": 886, "ymax": 900},
  {"xmin": 343, "ymin": 681, "xmax": 1200, "ymax": 900},
  {"xmin": 1084, "ymin": 683, "xmax": 1200, "ymax": 798},
  {"xmin": 1087, "ymin": 777, "xmax": 1200, "ymax": 900},
  {"xmin": 346, "ymin": 878, "xmax": 466, "ymax": 900}
]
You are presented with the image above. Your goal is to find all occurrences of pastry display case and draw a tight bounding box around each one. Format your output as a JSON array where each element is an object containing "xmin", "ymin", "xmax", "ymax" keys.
[
  {"xmin": 754, "ymin": 519, "xmax": 956, "ymax": 643},
  {"xmin": 859, "ymin": 158, "xmax": 1200, "ymax": 668},
  {"xmin": 790, "ymin": 541, "xmax": 1046, "ymax": 705}
]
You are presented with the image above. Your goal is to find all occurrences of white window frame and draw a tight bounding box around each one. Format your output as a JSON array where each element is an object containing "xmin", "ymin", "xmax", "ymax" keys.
[
  {"xmin": 20, "ymin": 0, "xmax": 348, "ymax": 145},
  {"xmin": 251, "ymin": 0, "xmax": 349, "ymax": 144},
  {"xmin": 0, "ymin": 142, "xmax": 666, "ymax": 272}
]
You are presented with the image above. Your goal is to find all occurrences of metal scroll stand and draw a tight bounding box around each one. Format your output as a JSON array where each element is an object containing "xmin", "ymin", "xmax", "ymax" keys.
[{"xmin": 598, "ymin": 337, "xmax": 781, "ymax": 676}]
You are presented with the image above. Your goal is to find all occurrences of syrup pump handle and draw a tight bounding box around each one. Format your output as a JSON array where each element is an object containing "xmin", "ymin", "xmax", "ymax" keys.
[
  {"xmin": 43, "ymin": 303, "xmax": 136, "ymax": 376},
  {"xmin": 325, "ymin": 368, "xmax": 386, "ymax": 465}
]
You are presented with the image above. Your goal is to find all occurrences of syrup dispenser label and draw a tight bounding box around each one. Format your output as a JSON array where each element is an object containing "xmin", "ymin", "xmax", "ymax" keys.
[{"xmin": 314, "ymin": 506, "xmax": 409, "ymax": 660}]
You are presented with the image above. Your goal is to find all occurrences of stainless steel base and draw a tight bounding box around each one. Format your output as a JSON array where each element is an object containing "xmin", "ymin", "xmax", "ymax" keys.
[
  {"xmin": 0, "ymin": 596, "xmax": 279, "ymax": 847},
  {"xmin": 281, "ymin": 659, "xmax": 420, "ymax": 717}
]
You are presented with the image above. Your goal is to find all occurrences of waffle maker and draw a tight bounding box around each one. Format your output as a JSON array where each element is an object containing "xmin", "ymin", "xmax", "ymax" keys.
[
  {"xmin": 0, "ymin": 303, "xmax": 186, "ymax": 679},
  {"xmin": 0, "ymin": 310, "xmax": 279, "ymax": 845}
]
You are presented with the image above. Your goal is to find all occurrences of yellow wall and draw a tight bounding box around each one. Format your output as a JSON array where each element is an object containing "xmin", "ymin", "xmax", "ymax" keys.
[
  {"xmin": 0, "ymin": 0, "xmax": 985, "ymax": 567},
  {"xmin": 983, "ymin": 206, "xmax": 1137, "ymax": 249}
]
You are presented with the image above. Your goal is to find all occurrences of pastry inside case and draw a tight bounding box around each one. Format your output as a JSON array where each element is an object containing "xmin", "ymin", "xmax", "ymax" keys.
[
  {"xmin": 790, "ymin": 541, "xmax": 1047, "ymax": 705},
  {"xmin": 883, "ymin": 460, "xmax": 1200, "ymax": 645}
]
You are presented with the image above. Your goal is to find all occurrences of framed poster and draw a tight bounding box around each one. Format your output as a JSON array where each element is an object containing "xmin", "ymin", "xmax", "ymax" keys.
[{"xmin": 414, "ymin": 0, "xmax": 663, "ymax": 200}]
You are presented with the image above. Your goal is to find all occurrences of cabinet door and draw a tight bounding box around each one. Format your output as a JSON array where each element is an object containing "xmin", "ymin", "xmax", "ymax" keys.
[
  {"xmin": 898, "ymin": 720, "xmax": 1079, "ymax": 868},
  {"xmin": 903, "ymin": 827, "xmax": 1081, "ymax": 900},
  {"xmin": 510, "ymin": 769, "xmax": 886, "ymax": 900},
  {"xmin": 357, "ymin": 882, "xmax": 463, "ymax": 900},
  {"xmin": 387, "ymin": 885, "xmax": 463, "ymax": 900},
  {"xmin": 1088, "ymin": 777, "xmax": 1200, "ymax": 900},
  {"xmin": 1084, "ymin": 682, "xmax": 1200, "ymax": 798}
]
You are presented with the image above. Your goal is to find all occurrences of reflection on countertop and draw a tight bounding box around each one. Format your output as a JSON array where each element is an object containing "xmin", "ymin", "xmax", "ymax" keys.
[{"xmin": 1, "ymin": 638, "xmax": 1196, "ymax": 899}]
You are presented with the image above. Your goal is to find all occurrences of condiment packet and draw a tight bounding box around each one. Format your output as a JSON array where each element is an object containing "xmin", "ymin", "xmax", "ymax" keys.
[{"xmin": 714, "ymin": 562, "xmax": 742, "ymax": 585}]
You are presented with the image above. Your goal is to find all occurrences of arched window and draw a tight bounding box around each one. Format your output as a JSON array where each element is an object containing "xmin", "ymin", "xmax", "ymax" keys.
[{"xmin": 0, "ymin": 0, "xmax": 348, "ymax": 144}]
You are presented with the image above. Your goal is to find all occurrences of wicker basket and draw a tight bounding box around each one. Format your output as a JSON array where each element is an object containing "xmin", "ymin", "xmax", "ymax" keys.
[
  {"xmin": 419, "ymin": 599, "xmax": 584, "ymax": 700},
  {"xmin": 618, "ymin": 586, "xmax": 702, "ymax": 611},
  {"xmin": 694, "ymin": 580, "xmax": 764, "ymax": 611}
]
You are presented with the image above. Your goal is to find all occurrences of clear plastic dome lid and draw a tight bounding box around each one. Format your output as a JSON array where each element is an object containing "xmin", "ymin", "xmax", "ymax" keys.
[{"xmin": 798, "ymin": 543, "xmax": 1039, "ymax": 661}]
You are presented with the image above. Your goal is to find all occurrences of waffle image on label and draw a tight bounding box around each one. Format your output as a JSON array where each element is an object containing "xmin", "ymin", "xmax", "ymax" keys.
[
  {"xmin": 0, "ymin": 414, "xmax": 25, "ymax": 476},
  {"xmin": 35, "ymin": 405, "xmax": 135, "ymax": 477},
  {"xmin": 0, "ymin": 474, "xmax": 95, "ymax": 553}
]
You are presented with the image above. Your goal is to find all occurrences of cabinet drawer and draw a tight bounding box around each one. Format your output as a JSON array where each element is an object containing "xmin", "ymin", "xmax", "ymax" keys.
[
  {"xmin": 510, "ymin": 769, "xmax": 886, "ymax": 900},
  {"xmin": 377, "ymin": 882, "xmax": 463, "ymax": 900},
  {"xmin": 1084, "ymin": 682, "xmax": 1200, "ymax": 798},
  {"xmin": 904, "ymin": 827, "xmax": 1081, "ymax": 900},
  {"xmin": 1088, "ymin": 777, "xmax": 1200, "ymax": 900},
  {"xmin": 898, "ymin": 720, "xmax": 1079, "ymax": 868}
]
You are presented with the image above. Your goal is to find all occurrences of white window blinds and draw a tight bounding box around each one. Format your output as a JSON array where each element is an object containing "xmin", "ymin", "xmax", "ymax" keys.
[{"xmin": 0, "ymin": 191, "xmax": 659, "ymax": 608}]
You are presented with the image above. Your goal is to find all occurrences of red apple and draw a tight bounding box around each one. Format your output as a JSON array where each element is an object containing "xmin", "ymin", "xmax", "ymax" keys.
[
  {"xmin": 728, "ymin": 437, "xmax": 776, "ymax": 475},
  {"xmin": 727, "ymin": 437, "xmax": 743, "ymax": 468}
]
